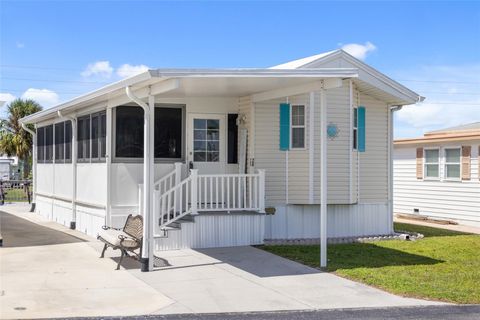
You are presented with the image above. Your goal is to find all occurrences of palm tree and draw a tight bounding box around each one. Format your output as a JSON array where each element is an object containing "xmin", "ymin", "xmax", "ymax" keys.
[{"xmin": 0, "ymin": 99, "xmax": 42, "ymax": 179}]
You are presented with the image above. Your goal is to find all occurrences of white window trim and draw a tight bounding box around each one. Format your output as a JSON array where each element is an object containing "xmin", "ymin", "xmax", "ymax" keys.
[
  {"xmin": 443, "ymin": 146, "xmax": 462, "ymax": 181},
  {"xmin": 290, "ymin": 104, "xmax": 307, "ymax": 150},
  {"xmin": 353, "ymin": 107, "xmax": 358, "ymax": 151},
  {"xmin": 423, "ymin": 147, "xmax": 440, "ymax": 180}
]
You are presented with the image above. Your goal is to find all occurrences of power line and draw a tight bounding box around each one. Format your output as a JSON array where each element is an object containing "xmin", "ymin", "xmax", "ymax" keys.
[{"xmin": 1, "ymin": 77, "xmax": 109, "ymax": 85}]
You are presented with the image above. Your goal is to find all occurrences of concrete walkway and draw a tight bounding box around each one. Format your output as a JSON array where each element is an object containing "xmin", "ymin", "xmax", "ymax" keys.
[{"xmin": 1, "ymin": 205, "xmax": 444, "ymax": 319}]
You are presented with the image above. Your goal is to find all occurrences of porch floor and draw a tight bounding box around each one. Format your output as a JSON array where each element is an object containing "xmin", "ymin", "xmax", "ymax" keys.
[{"xmin": 1, "ymin": 204, "xmax": 444, "ymax": 319}]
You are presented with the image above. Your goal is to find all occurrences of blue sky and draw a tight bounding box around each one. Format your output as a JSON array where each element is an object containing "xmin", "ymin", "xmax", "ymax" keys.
[{"xmin": 1, "ymin": 1, "xmax": 479, "ymax": 138}]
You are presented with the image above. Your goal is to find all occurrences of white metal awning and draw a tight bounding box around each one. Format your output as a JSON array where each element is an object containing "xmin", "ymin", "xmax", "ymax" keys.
[{"xmin": 20, "ymin": 68, "xmax": 358, "ymax": 124}]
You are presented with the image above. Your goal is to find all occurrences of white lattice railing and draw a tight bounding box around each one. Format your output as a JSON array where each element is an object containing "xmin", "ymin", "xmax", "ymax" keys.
[{"xmin": 153, "ymin": 169, "xmax": 265, "ymax": 237}]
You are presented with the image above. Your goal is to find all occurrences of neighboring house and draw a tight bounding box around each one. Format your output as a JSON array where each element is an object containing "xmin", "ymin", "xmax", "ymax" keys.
[
  {"xmin": 0, "ymin": 155, "xmax": 18, "ymax": 180},
  {"xmin": 20, "ymin": 50, "xmax": 422, "ymax": 270},
  {"xmin": 394, "ymin": 123, "xmax": 480, "ymax": 227}
]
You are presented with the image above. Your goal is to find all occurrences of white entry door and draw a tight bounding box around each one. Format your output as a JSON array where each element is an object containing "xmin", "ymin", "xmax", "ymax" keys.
[{"xmin": 187, "ymin": 113, "xmax": 226, "ymax": 174}]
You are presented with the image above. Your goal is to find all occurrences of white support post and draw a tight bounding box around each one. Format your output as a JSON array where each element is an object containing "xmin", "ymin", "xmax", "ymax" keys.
[
  {"xmin": 320, "ymin": 87, "xmax": 328, "ymax": 268},
  {"xmin": 258, "ymin": 169, "xmax": 266, "ymax": 213},
  {"xmin": 70, "ymin": 118, "xmax": 77, "ymax": 229},
  {"xmin": 174, "ymin": 162, "xmax": 182, "ymax": 214},
  {"xmin": 190, "ymin": 169, "xmax": 198, "ymax": 215},
  {"xmin": 148, "ymin": 94, "xmax": 155, "ymax": 272}
]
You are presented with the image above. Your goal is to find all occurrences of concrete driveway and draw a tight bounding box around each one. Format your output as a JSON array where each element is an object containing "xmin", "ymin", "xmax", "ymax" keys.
[{"xmin": 1, "ymin": 205, "xmax": 443, "ymax": 319}]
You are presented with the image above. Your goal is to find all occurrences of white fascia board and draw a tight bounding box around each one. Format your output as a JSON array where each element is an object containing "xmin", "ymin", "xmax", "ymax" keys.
[
  {"xmin": 150, "ymin": 68, "xmax": 358, "ymax": 78},
  {"xmin": 20, "ymin": 71, "xmax": 154, "ymax": 124},
  {"xmin": 296, "ymin": 50, "xmax": 423, "ymax": 105}
]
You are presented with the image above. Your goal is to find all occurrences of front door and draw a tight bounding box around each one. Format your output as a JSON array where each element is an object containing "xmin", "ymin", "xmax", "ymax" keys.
[{"xmin": 187, "ymin": 113, "xmax": 226, "ymax": 174}]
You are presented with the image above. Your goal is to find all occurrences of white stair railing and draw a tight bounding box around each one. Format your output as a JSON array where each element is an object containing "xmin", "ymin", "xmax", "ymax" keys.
[
  {"xmin": 154, "ymin": 162, "xmax": 182, "ymax": 195},
  {"xmin": 152, "ymin": 168, "xmax": 266, "ymax": 238}
]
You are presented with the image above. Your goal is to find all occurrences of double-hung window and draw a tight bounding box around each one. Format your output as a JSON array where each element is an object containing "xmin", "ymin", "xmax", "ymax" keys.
[
  {"xmin": 444, "ymin": 148, "xmax": 461, "ymax": 179},
  {"xmin": 291, "ymin": 105, "xmax": 305, "ymax": 149},
  {"xmin": 424, "ymin": 149, "xmax": 439, "ymax": 179}
]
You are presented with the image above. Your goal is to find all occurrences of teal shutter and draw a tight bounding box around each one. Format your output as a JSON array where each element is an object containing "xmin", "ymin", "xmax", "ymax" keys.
[
  {"xmin": 279, "ymin": 103, "xmax": 290, "ymax": 150},
  {"xmin": 358, "ymin": 106, "xmax": 366, "ymax": 152}
]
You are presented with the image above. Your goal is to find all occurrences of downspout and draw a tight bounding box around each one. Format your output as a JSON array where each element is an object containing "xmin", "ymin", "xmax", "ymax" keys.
[
  {"xmin": 21, "ymin": 122, "xmax": 36, "ymax": 211},
  {"xmin": 126, "ymin": 86, "xmax": 152, "ymax": 272},
  {"xmin": 58, "ymin": 110, "xmax": 77, "ymax": 229},
  {"xmin": 388, "ymin": 105, "xmax": 403, "ymax": 234}
]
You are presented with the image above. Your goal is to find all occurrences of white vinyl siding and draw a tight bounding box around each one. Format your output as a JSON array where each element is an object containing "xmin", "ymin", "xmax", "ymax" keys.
[
  {"xmin": 394, "ymin": 143, "xmax": 480, "ymax": 227},
  {"xmin": 357, "ymin": 91, "xmax": 389, "ymax": 203}
]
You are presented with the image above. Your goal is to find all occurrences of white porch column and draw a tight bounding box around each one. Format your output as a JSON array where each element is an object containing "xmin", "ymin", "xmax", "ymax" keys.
[
  {"xmin": 320, "ymin": 87, "xmax": 328, "ymax": 268},
  {"xmin": 126, "ymin": 86, "xmax": 152, "ymax": 272},
  {"xmin": 148, "ymin": 94, "xmax": 155, "ymax": 271}
]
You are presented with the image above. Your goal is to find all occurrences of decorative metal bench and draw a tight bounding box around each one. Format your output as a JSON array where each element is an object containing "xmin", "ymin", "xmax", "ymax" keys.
[{"xmin": 97, "ymin": 214, "xmax": 143, "ymax": 270}]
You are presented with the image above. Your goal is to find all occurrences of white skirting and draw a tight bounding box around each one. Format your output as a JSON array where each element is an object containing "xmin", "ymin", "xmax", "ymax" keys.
[
  {"xmin": 35, "ymin": 195, "xmax": 106, "ymax": 237},
  {"xmin": 155, "ymin": 213, "xmax": 265, "ymax": 251},
  {"xmin": 265, "ymin": 203, "xmax": 392, "ymax": 240}
]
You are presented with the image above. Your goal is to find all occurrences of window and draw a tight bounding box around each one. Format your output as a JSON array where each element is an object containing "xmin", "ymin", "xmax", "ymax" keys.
[
  {"xmin": 55, "ymin": 122, "xmax": 65, "ymax": 162},
  {"xmin": 353, "ymin": 107, "xmax": 358, "ymax": 150},
  {"xmin": 65, "ymin": 121, "xmax": 72, "ymax": 161},
  {"xmin": 77, "ymin": 115, "xmax": 90, "ymax": 162},
  {"xmin": 424, "ymin": 149, "xmax": 439, "ymax": 178},
  {"xmin": 228, "ymin": 114, "xmax": 238, "ymax": 164},
  {"xmin": 77, "ymin": 111, "xmax": 106, "ymax": 162},
  {"xmin": 291, "ymin": 105, "xmax": 305, "ymax": 149},
  {"xmin": 45, "ymin": 125, "xmax": 54, "ymax": 162},
  {"xmin": 154, "ymin": 108, "xmax": 182, "ymax": 158},
  {"xmin": 53, "ymin": 121, "xmax": 73, "ymax": 163},
  {"xmin": 115, "ymin": 105, "xmax": 184, "ymax": 160},
  {"xmin": 445, "ymin": 148, "xmax": 461, "ymax": 179},
  {"xmin": 37, "ymin": 127, "xmax": 45, "ymax": 163},
  {"xmin": 193, "ymin": 119, "xmax": 219, "ymax": 162}
]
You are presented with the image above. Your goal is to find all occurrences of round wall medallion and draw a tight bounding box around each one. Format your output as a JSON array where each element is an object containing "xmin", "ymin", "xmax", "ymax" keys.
[{"xmin": 327, "ymin": 123, "xmax": 339, "ymax": 140}]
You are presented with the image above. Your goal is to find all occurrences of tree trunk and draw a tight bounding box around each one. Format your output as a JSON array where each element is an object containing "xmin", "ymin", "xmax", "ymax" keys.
[{"xmin": 22, "ymin": 157, "xmax": 30, "ymax": 179}]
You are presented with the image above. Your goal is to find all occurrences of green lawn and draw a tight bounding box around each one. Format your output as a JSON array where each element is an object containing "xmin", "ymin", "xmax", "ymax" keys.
[
  {"xmin": 2, "ymin": 188, "xmax": 30, "ymax": 202},
  {"xmin": 260, "ymin": 223, "xmax": 480, "ymax": 304}
]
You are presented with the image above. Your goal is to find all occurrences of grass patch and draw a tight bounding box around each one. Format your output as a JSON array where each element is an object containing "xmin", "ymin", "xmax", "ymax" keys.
[
  {"xmin": 2, "ymin": 188, "xmax": 30, "ymax": 202},
  {"xmin": 260, "ymin": 222, "xmax": 480, "ymax": 304}
]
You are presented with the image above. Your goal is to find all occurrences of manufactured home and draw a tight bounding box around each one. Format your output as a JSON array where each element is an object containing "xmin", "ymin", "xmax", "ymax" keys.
[
  {"xmin": 394, "ymin": 123, "xmax": 480, "ymax": 227},
  {"xmin": 20, "ymin": 50, "xmax": 422, "ymax": 270}
]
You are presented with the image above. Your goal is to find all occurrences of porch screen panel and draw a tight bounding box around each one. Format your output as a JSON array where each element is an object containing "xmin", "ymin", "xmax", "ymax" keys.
[
  {"xmin": 115, "ymin": 106, "xmax": 144, "ymax": 158},
  {"xmin": 100, "ymin": 112, "xmax": 106, "ymax": 158},
  {"xmin": 65, "ymin": 121, "xmax": 72, "ymax": 162},
  {"xmin": 45, "ymin": 125, "xmax": 54, "ymax": 162},
  {"xmin": 37, "ymin": 127, "xmax": 45, "ymax": 163},
  {"xmin": 154, "ymin": 107, "xmax": 182, "ymax": 159},
  {"xmin": 55, "ymin": 122, "xmax": 65, "ymax": 162},
  {"xmin": 91, "ymin": 114, "xmax": 99, "ymax": 159}
]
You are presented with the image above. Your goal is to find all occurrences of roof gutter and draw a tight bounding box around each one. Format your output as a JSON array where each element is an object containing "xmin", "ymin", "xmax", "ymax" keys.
[
  {"xmin": 57, "ymin": 110, "xmax": 78, "ymax": 230},
  {"xmin": 21, "ymin": 123, "xmax": 36, "ymax": 211}
]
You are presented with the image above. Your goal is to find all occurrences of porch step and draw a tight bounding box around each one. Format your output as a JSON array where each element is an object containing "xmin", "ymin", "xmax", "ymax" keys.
[{"xmin": 160, "ymin": 214, "xmax": 195, "ymax": 230}]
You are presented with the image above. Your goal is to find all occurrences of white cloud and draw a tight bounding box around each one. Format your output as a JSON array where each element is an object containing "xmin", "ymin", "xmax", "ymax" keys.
[
  {"xmin": 393, "ymin": 64, "xmax": 480, "ymax": 138},
  {"xmin": 0, "ymin": 93, "xmax": 17, "ymax": 106},
  {"xmin": 341, "ymin": 42, "xmax": 376, "ymax": 60},
  {"xmin": 116, "ymin": 64, "xmax": 149, "ymax": 78},
  {"xmin": 21, "ymin": 88, "xmax": 60, "ymax": 108},
  {"xmin": 81, "ymin": 61, "xmax": 113, "ymax": 78},
  {"xmin": 16, "ymin": 41, "xmax": 25, "ymax": 49}
]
